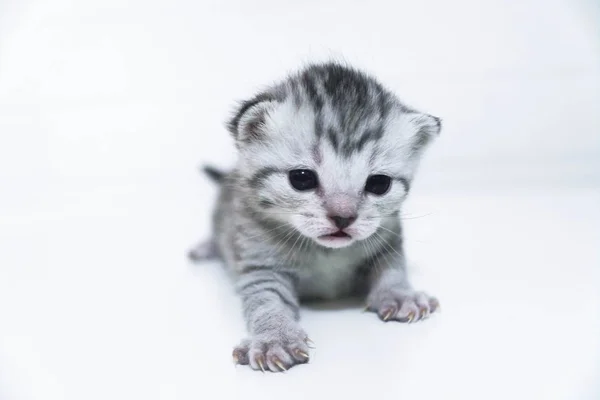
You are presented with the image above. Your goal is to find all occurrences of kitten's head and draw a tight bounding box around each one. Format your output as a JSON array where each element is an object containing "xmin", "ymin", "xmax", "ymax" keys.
[{"xmin": 228, "ymin": 63, "xmax": 441, "ymax": 249}]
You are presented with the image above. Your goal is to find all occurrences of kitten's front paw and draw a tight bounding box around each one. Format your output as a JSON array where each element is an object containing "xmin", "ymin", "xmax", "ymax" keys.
[
  {"xmin": 366, "ymin": 289, "xmax": 439, "ymax": 323},
  {"xmin": 232, "ymin": 330, "xmax": 312, "ymax": 372}
]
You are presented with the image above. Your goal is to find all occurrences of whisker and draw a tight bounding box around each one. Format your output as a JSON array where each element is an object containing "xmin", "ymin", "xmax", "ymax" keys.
[
  {"xmin": 368, "ymin": 235, "xmax": 388, "ymax": 273},
  {"xmin": 376, "ymin": 224, "xmax": 403, "ymax": 238},
  {"xmin": 241, "ymin": 223, "xmax": 291, "ymax": 241},
  {"xmin": 242, "ymin": 209, "xmax": 304, "ymax": 216},
  {"xmin": 374, "ymin": 237, "xmax": 398, "ymax": 271},
  {"xmin": 281, "ymin": 229, "xmax": 304, "ymax": 267},
  {"xmin": 362, "ymin": 234, "xmax": 378, "ymax": 258},
  {"xmin": 297, "ymin": 235, "xmax": 310, "ymax": 265},
  {"xmin": 399, "ymin": 212, "xmax": 433, "ymax": 220},
  {"xmin": 374, "ymin": 231, "xmax": 405, "ymax": 260},
  {"xmin": 362, "ymin": 236, "xmax": 382, "ymax": 274},
  {"xmin": 267, "ymin": 227, "xmax": 299, "ymax": 267},
  {"xmin": 359, "ymin": 239, "xmax": 377, "ymax": 276}
]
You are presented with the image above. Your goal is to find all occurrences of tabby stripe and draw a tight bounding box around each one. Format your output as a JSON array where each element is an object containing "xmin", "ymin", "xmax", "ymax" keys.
[
  {"xmin": 244, "ymin": 288, "xmax": 299, "ymax": 314},
  {"xmin": 237, "ymin": 278, "xmax": 294, "ymax": 294},
  {"xmin": 248, "ymin": 167, "xmax": 283, "ymax": 189},
  {"xmin": 240, "ymin": 266, "xmax": 300, "ymax": 286},
  {"xmin": 240, "ymin": 282, "xmax": 297, "ymax": 305},
  {"xmin": 393, "ymin": 177, "xmax": 410, "ymax": 193},
  {"xmin": 241, "ymin": 287, "xmax": 300, "ymax": 319}
]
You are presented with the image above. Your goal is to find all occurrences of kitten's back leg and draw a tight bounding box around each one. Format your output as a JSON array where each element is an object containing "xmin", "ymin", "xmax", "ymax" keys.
[
  {"xmin": 188, "ymin": 239, "xmax": 219, "ymax": 262},
  {"xmin": 188, "ymin": 164, "xmax": 227, "ymax": 263}
]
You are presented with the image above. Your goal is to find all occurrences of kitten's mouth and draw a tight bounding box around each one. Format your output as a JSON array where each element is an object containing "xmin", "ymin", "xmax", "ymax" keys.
[
  {"xmin": 319, "ymin": 230, "xmax": 351, "ymax": 240},
  {"xmin": 328, "ymin": 231, "xmax": 350, "ymax": 238},
  {"xmin": 316, "ymin": 230, "xmax": 354, "ymax": 248}
]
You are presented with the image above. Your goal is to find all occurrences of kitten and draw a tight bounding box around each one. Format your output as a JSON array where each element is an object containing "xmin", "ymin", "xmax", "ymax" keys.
[{"xmin": 190, "ymin": 62, "xmax": 441, "ymax": 372}]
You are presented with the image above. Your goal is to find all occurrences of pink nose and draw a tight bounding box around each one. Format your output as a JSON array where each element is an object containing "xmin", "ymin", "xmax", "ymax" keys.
[{"xmin": 324, "ymin": 194, "xmax": 358, "ymax": 226}]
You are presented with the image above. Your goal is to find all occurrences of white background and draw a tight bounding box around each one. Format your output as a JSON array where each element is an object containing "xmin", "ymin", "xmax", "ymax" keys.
[{"xmin": 0, "ymin": 0, "xmax": 599, "ymax": 399}]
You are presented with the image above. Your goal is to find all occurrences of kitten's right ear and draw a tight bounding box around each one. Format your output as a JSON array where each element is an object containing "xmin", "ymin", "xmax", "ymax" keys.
[
  {"xmin": 407, "ymin": 112, "xmax": 442, "ymax": 155},
  {"xmin": 226, "ymin": 95, "xmax": 277, "ymax": 144}
]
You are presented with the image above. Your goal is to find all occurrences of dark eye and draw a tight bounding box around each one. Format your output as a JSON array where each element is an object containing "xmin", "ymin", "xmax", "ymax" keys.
[
  {"xmin": 365, "ymin": 175, "xmax": 391, "ymax": 195},
  {"xmin": 289, "ymin": 169, "xmax": 318, "ymax": 191}
]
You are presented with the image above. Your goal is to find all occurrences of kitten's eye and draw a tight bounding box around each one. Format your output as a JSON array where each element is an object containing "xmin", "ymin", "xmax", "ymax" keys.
[
  {"xmin": 289, "ymin": 169, "xmax": 318, "ymax": 191},
  {"xmin": 365, "ymin": 175, "xmax": 391, "ymax": 195}
]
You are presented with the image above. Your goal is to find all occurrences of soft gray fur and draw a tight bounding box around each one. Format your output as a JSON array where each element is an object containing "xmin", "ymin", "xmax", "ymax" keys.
[{"xmin": 190, "ymin": 62, "xmax": 441, "ymax": 372}]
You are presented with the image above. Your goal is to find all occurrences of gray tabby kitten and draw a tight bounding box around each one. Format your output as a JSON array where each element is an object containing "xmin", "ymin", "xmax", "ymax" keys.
[{"xmin": 189, "ymin": 62, "xmax": 441, "ymax": 372}]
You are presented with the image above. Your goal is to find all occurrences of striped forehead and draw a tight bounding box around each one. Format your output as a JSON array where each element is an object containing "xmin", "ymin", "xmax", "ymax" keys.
[
  {"xmin": 316, "ymin": 138, "xmax": 372, "ymax": 191},
  {"xmin": 268, "ymin": 98, "xmax": 389, "ymax": 154}
]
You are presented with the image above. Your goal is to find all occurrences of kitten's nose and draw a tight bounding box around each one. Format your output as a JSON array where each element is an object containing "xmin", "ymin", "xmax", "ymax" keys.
[{"xmin": 329, "ymin": 215, "xmax": 357, "ymax": 229}]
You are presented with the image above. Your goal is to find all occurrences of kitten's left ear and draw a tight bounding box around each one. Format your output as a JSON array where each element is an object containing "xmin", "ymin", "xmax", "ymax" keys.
[
  {"xmin": 409, "ymin": 113, "xmax": 442, "ymax": 154},
  {"xmin": 226, "ymin": 93, "xmax": 278, "ymax": 145}
]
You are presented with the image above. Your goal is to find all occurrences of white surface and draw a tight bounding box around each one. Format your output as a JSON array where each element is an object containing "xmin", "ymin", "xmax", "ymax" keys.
[{"xmin": 1, "ymin": 0, "xmax": 599, "ymax": 399}]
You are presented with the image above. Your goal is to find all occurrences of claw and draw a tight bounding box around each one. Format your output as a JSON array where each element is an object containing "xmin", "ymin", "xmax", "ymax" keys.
[
  {"xmin": 419, "ymin": 308, "xmax": 428, "ymax": 319},
  {"xmin": 257, "ymin": 358, "xmax": 265, "ymax": 373},
  {"xmin": 273, "ymin": 359, "xmax": 287, "ymax": 372},
  {"xmin": 383, "ymin": 309, "xmax": 393, "ymax": 321},
  {"xmin": 305, "ymin": 338, "xmax": 315, "ymax": 348},
  {"xmin": 407, "ymin": 311, "xmax": 415, "ymax": 323},
  {"xmin": 232, "ymin": 355, "xmax": 239, "ymax": 365},
  {"xmin": 296, "ymin": 350, "xmax": 309, "ymax": 359}
]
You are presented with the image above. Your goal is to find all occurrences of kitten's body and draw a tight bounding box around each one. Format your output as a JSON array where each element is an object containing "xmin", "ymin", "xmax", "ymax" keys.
[{"xmin": 191, "ymin": 63, "xmax": 441, "ymax": 372}]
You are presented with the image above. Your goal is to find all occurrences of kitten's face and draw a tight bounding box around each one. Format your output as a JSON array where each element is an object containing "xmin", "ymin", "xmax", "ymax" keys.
[
  {"xmin": 237, "ymin": 100, "xmax": 439, "ymax": 249},
  {"xmin": 263, "ymin": 151, "xmax": 408, "ymax": 249}
]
